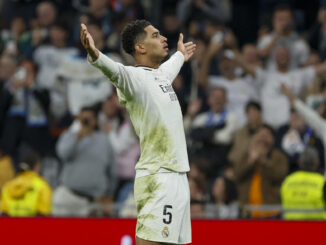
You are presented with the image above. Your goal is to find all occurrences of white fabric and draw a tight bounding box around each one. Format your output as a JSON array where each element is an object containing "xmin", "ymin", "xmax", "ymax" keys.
[
  {"xmin": 134, "ymin": 172, "xmax": 191, "ymax": 244},
  {"xmin": 208, "ymin": 76, "xmax": 258, "ymax": 127},
  {"xmin": 255, "ymin": 66, "xmax": 316, "ymax": 128},
  {"xmin": 34, "ymin": 45, "xmax": 78, "ymax": 89},
  {"xmin": 294, "ymin": 100, "xmax": 326, "ymax": 176},
  {"xmin": 257, "ymin": 32, "xmax": 309, "ymax": 71},
  {"xmin": 89, "ymin": 51, "xmax": 190, "ymax": 174},
  {"xmin": 191, "ymin": 111, "xmax": 239, "ymax": 144},
  {"xmin": 52, "ymin": 186, "xmax": 91, "ymax": 217}
]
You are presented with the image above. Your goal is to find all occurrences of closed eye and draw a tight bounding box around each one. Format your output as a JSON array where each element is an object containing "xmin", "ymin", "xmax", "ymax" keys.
[{"xmin": 152, "ymin": 32, "xmax": 159, "ymax": 38}]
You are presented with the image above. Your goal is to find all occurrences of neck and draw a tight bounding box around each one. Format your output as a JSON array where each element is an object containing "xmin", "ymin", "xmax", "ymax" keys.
[
  {"xmin": 135, "ymin": 55, "xmax": 160, "ymax": 69},
  {"xmin": 277, "ymin": 66, "xmax": 288, "ymax": 73}
]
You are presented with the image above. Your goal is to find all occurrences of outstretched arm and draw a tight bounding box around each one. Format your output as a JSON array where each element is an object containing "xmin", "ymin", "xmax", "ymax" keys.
[
  {"xmin": 81, "ymin": 23, "xmax": 135, "ymax": 97},
  {"xmin": 281, "ymin": 84, "xmax": 326, "ymax": 139},
  {"xmin": 160, "ymin": 33, "xmax": 196, "ymax": 82}
]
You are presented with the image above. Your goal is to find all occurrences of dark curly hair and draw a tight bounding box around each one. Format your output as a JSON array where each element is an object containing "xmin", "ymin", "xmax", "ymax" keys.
[{"xmin": 121, "ymin": 19, "xmax": 151, "ymax": 56}]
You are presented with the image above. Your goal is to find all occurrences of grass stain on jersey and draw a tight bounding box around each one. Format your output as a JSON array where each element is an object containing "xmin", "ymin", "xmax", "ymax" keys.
[{"xmin": 135, "ymin": 175, "xmax": 161, "ymax": 213}]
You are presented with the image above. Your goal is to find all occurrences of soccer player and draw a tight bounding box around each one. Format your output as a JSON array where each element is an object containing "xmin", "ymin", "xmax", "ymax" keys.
[{"xmin": 80, "ymin": 20, "xmax": 196, "ymax": 245}]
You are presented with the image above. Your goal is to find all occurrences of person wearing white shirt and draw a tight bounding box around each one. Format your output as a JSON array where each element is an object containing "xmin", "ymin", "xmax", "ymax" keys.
[
  {"xmin": 186, "ymin": 87, "xmax": 238, "ymax": 177},
  {"xmin": 234, "ymin": 45, "xmax": 326, "ymax": 129},
  {"xmin": 282, "ymin": 84, "xmax": 326, "ymax": 177},
  {"xmin": 81, "ymin": 20, "xmax": 196, "ymax": 245},
  {"xmin": 198, "ymin": 39, "xmax": 258, "ymax": 127},
  {"xmin": 257, "ymin": 4, "xmax": 309, "ymax": 71}
]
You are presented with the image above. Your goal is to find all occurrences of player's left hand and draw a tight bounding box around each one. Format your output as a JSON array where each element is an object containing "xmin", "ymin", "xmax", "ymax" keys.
[{"xmin": 177, "ymin": 33, "xmax": 196, "ymax": 62}]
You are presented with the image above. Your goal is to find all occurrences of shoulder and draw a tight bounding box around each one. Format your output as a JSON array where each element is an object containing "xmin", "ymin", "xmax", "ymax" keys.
[
  {"xmin": 34, "ymin": 175, "xmax": 52, "ymax": 191},
  {"xmin": 272, "ymin": 148, "xmax": 288, "ymax": 161}
]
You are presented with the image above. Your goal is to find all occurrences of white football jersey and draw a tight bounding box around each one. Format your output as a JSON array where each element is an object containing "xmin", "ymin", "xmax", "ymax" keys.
[{"xmin": 89, "ymin": 51, "xmax": 189, "ymax": 174}]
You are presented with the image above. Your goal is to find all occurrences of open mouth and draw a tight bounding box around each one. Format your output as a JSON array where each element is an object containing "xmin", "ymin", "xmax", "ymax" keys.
[{"xmin": 164, "ymin": 45, "xmax": 169, "ymax": 51}]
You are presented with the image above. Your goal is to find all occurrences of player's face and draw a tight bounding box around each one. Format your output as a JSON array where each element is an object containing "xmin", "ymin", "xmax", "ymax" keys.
[{"xmin": 143, "ymin": 25, "xmax": 168, "ymax": 61}]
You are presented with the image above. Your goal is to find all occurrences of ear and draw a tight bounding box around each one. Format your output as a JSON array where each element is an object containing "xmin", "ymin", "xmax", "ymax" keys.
[{"xmin": 135, "ymin": 43, "xmax": 146, "ymax": 55}]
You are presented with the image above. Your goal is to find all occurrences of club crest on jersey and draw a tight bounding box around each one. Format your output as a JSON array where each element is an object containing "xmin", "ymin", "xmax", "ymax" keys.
[{"xmin": 162, "ymin": 226, "xmax": 169, "ymax": 238}]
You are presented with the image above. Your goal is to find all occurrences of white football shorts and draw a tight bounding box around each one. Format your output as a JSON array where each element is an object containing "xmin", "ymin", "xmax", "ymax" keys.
[{"xmin": 134, "ymin": 171, "xmax": 191, "ymax": 244}]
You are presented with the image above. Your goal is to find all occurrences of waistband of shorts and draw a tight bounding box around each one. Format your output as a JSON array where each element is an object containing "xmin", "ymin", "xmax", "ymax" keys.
[{"xmin": 135, "ymin": 168, "xmax": 177, "ymax": 178}]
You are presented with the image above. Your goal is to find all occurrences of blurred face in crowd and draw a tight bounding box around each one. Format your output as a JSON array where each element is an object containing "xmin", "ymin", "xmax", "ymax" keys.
[
  {"xmin": 11, "ymin": 17, "xmax": 26, "ymax": 38},
  {"xmin": 88, "ymin": 24, "xmax": 104, "ymax": 47},
  {"xmin": 37, "ymin": 1, "xmax": 57, "ymax": 28},
  {"xmin": 50, "ymin": 25, "xmax": 67, "ymax": 48},
  {"xmin": 246, "ymin": 106, "xmax": 262, "ymax": 128},
  {"xmin": 89, "ymin": 0, "xmax": 108, "ymax": 11},
  {"xmin": 218, "ymin": 57, "xmax": 236, "ymax": 78},
  {"xmin": 0, "ymin": 55, "xmax": 17, "ymax": 81},
  {"xmin": 79, "ymin": 109, "xmax": 98, "ymax": 131},
  {"xmin": 163, "ymin": 14, "xmax": 180, "ymax": 33},
  {"xmin": 318, "ymin": 9, "xmax": 326, "ymax": 24},
  {"xmin": 273, "ymin": 9, "xmax": 293, "ymax": 34},
  {"xmin": 242, "ymin": 44, "xmax": 260, "ymax": 65},
  {"xmin": 290, "ymin": 111, "xmax": 306, "ymax": 132},
  {"xmin": 274, "ymin": 46, "xmax": 290, "ymax": 71},
  {"xmin": 208, "ymin": 88, "xmax": 227, "ymax": 113},
  {"xmin": 255, "ymin": 127, "xmax": 275, "ymax": 150}
]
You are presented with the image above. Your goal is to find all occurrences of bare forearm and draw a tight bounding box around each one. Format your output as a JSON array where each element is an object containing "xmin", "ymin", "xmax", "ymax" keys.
[{"xmin": 87, "ymin": 47, "xmax": 99, "ymax": 62}]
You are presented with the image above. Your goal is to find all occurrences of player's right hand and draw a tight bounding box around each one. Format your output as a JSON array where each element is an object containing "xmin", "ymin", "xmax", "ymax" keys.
[{"xmin": 80, "ymin": 23, "xmax": 99, "ymax": 61}]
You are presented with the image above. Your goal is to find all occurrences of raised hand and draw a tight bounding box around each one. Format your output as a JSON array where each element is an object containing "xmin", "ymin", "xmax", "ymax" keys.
[
  {"xmin": 177, "ymin": 33, "xmax": 197, "ymax": 62},
  {"xmin": 80, "ymin": 23, "xmax": 99, "ymax": 61},
  {"xmin": 280, "ymin": 83, "xmax": 295, "ymax": 103}
]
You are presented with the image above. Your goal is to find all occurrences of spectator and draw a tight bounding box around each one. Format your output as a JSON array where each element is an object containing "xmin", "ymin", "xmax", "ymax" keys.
[
  {"xmin": 0, "ymin": 16, "xmax": 27, "ymax": 56},
  {"xmin": 34, "ymin": 21, "xmax": 78, "ymax": 90},
  {"xmin": 309, "ymin": 8, "xmax": 326, "ymax": 60},
  {"xmin": 1, "ymin": 149, "xmax": 52, "ymax": 217},
  {"xmin": 186, "ymin": 87, "xmax": 238, "ymax": 177},
  {"xmin": 54, "ymin": 21, "xmax": 115, "ymax": 118},
  {"xmin": 35, "ymin": 1, "xmax": 58, "ymax": 29},
  {"xmin": 99, "ymin": 92, "xmax": 140, "ymax": 200},
  {"xmin": 198, "ymin": 35, "xmax": 257, "ymax": 126},
  {"xmin": 206, "ymin": 176, "xmax": 239, "ymax": 219},
  {"xmin": 233, "ymin": 124, "xmax": 288, "ymax": 218},
  {"xmin": 235, "ymin": 45, "xmax": 326, "ymax": 128},
  {"xmin": 0, "ymin": 59, "xmax": 52, "ymax": 158},
  {"xmin": 72, "ymin": 0, "xmax": 112, "ymax": 43},
  {"xmin": 161, "ymin": 10, "xmax": 181, "ymax": 53},
  {"xmin": 276, "ymin": 109, "xmax": 324, "ymax": 173},
  {"xmin": 109, "ymin": 0, "xmax": 144, "ymax": 21},
  {"xmin": 228, "ymin": 101, "xmax": 263, "ymax": 166},
  {"xmin": 282, "ymin": 83, "xmax": 326, "ymax": 175},
  {"xmin": 0, "ymin": 54, "xmax": 18, "ymax": 138},
  {"xmin": 54, "ymin": 106, "xmax": 116, "ymax": 217},
  {"xmin": 258, "ymin": 4, "xmax": 309, "ymax": 71},
  {"xmin": 281, "ymin": 147, "xmax": 326, "ymax": 220},
  {"xmin": 177, "ymin": 0, "xmax": 231, "ymax": 26}
]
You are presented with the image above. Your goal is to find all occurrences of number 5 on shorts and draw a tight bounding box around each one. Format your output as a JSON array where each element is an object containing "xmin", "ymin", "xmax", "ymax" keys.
[{"xmin": 163, "ymin": 205, "xmax": 172, "ymax": 224}]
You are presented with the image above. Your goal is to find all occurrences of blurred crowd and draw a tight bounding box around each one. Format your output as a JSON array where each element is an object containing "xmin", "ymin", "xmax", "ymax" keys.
[{"xmin": 1, "ymin": 0, "xmax": 326, "ymax": 219}]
